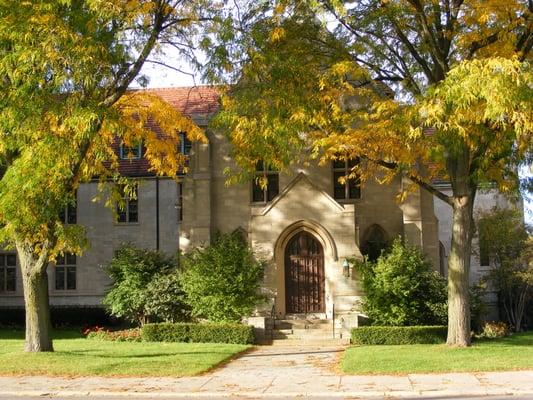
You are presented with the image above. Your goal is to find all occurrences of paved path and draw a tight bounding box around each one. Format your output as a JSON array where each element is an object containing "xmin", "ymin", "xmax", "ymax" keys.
[{"xmin": 1, "ymin": 343, "xmax": 533, "ymax": 398}]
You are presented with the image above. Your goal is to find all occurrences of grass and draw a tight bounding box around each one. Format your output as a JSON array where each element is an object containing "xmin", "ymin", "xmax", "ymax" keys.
[
  {"xmin": 342, "ymin": 331, "xmax": 533, "ymax": 375},
  {"xmin": 0, "ymin": 329, "xmax": 250, "ymax": 377}
]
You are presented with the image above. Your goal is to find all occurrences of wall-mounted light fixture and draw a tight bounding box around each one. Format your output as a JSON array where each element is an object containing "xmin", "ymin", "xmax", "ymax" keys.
[{"xmin": 343, "ymin": 258, "xmax": 350, "ymax": 277}]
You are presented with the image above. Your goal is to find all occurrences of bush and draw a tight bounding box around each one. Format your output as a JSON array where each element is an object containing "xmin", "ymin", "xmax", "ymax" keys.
[
  {"xmin": 351, "ymin": 326, "xmax": 447, "ymax": 345},
  {"xmin": 102, "ymin": 245, "xmax": 189, "ymax": 325},
  {"xmin": 478, "ymin": 321, "xmax": 510, "ymax": 339},
  {"xmin": 86, "ymin": 328, "xmax": 142, "ymax": 342},
  {"xmin": 356, "ymin": 239, "xmax": 447, "ymax": 326},
  {"xmin": 180, "ymin": 231, "xmax": 265, "ymax": 322},
  {"xmin": 141, "ymin": 322, "xmax": 255, "ymax": 344}
]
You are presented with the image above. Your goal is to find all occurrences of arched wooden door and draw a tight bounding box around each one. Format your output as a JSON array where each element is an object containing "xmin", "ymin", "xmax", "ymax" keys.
[{"xmin": 285, "ymin": 232, "xmax": 325, "ymax": 314}]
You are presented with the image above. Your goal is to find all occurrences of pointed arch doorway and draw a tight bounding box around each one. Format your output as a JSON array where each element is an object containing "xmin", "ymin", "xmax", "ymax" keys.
[{"xmin": 285, "ymin": 232, "xmax": 325, "ymax": 314}]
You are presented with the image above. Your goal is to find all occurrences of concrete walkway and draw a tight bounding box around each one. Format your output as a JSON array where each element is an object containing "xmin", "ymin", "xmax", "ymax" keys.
[{"xmin": 2, "ymin": 343, "xmax": 533, "ymax": 398}]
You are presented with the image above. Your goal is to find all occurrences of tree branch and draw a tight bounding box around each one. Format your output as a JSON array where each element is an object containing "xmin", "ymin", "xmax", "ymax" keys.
[{"xmin": 363, "ymin": 156, "xmax": 454, "ymax": 205}]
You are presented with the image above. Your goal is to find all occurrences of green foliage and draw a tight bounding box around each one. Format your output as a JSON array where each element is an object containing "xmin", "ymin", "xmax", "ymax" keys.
[
  {"xmin": 145, "ymin": 272, "xmax": 191, "ymax": 324},
  {"xmin": 103, "ymin": 245, "xmax": 189, "ymax": 325},
  {"xmin": 477, "ymin": 208, "xmax": 533, "ymax": 331},
  {"xmin": 180, "ymin": 232, "xmax": 265, "ymax": 322},
  {"xmin": 357, "ymin": 239, "xmax": 447, "ymax": 326},
  {"xmin": 351, "ymin": 326, "xmax": 447, "ymax": 345},
  {"xmin": 141, "ymin": 322, "xmax": 255, "ymax": 344}
]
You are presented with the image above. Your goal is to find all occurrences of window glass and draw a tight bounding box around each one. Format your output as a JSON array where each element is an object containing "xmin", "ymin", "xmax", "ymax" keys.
[
  {"xmin": 55, "ymin": 254, "xmax": 76, "ymax": 291},
  {"xmin": 116, "ymin": 184, "xmax": 138, "ymax": 223},
  {"xmin": 252, "ymin": 161, "xmax": 279, "ymax": 203},
  {"xmin": 0, "ymin": 253, "xmax": 16, "ymax": 292},
  {"xmin": 119, "ymin": 142, "xmax": 142, "ymax": 159},
  {"xmin": 333, "ymin": 159, "xmax": 361, "ymax": 200}
]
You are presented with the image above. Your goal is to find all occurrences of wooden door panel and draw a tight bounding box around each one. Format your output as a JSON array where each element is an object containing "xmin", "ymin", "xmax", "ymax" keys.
[{"xmin": 285, "ymin": 232, "xmax": 325, "ymax": 314}]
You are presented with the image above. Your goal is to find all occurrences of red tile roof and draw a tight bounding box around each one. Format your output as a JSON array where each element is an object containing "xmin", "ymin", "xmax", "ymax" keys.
[
  {"xmin": 140, "ymin": 86, "xmax": 221, "ymax": 116},
  {"xmin": 115, "ymin": 86, "xmax": 220, "ymax": 177}
]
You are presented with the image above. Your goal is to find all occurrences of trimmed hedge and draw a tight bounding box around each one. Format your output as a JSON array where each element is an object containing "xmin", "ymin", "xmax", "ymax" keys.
[
  {"xmin": 141, "ymin": 322, "xmax": 255, "ymax": 344},
  {"xmin": 351, "ymin": 326, "xmax": 447, "ymax": 345}
]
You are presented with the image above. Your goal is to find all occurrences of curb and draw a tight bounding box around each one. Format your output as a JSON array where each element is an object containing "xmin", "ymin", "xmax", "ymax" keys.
[{"xmin": 1, "ymin": 389, "xmax": 532, "ymax": 398}]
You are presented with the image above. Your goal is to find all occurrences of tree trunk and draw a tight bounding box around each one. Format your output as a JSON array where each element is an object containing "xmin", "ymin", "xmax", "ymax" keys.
[
  {"xmin": 17, "ymin": 242, "xmax": 54, "ymax": 352},
  {"xmin": 446, "ymin": 195, "xmax": 474, "ymax": 346}
]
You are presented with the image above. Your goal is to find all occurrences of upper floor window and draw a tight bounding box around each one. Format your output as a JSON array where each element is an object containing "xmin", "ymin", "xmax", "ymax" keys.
[
  {"xmin": 0, "ymin": 253, "xmax": 16, "ymax": 293},
  {"xmin": 59, "ymin": 195, "xmax": 77, "ymax": 224},
  {"xmin": 179, "ymin": 132, "xmax": 192, "ymax": 155},
  {"xmin": 117, "ymin": 184, "xmax": 138, "ymax": 223},
  {"xmin": 55, "ymin": 253, "xmax": 76, "ymax": 291},
  {"xmin": 252, "ymin": 161, "xmax": 279, "ymax": 203},
  {"xmin": 119, "ymin": 141, "xmax": 142, "ymax": 160},
  {"xmin": 333, "ymin": 158, "xmax": 361, "ymax": 200}
]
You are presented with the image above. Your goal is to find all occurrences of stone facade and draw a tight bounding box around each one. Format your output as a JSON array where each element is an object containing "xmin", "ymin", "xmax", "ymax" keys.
[{"xmin": 0, "ymin": 86, "xmax": 509, "ymax": 332}]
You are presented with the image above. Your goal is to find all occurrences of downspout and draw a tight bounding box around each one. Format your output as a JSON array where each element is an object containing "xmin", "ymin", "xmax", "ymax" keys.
[{"xmin": 156, "ymin": 176, "xmax": 160, "ymax": 251}]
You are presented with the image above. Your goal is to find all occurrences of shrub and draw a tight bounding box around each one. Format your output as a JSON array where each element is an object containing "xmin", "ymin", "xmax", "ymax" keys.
[
  {"xmin": 356, "ymin": 239, "xmax": 447, "ymax": 326},
  {"xmin": 180, "ymin": 231, "xmax": 265, "ymax": 322},
  {"xmin": 102, "ymin": 245, "xmax": 189, "ymax": 325},
  {"xmin": 478, "ymin": 321, "xmax": 510, "ymax": 339},
  {"xmin": 351, "ymin": 326, "xmax": 447, "ymax": 345},
  {"xmin": 86, "ymin": 328, "xmax": 142, "ymax": 342},
  {"xmin": 141, "ymin": 322, "xmax": 255, "ymax": 344}
]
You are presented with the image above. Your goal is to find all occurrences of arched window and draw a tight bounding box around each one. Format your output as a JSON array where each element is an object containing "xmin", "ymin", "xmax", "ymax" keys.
[
  {"xmin": 361, "ymin": 225, "xmax": 388, "ymax": 262},
  {"xmin": 439, "ymin": 242, "xmax": 447, "ymax": 276}
]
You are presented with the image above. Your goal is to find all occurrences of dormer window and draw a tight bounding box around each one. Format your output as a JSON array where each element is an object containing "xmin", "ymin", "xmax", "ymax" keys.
[
  {"xmin": 179, "ymin": 132, "xmax": 192, "ymax": 155},
  {"xmin": 252, "ymin": 161, "xmax": 279, "ymax": 203},
  {"xmin": 119, "ymin": 141, "xmax": 142, "ymax": 159},
  {"xmin": 333, "ymin": 158, "xmax": 361, "ymax": 200}
]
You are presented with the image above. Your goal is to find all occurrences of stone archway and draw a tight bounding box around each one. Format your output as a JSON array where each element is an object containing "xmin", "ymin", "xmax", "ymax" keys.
[{"xmin": 273, "ymin": 220, "xmax": 338, "ymax": 317}]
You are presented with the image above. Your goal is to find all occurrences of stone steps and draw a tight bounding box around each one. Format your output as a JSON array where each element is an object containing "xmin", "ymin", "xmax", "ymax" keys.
[{"xmin": 272, "ymin": 318, "xmax": 343, "ymax": 341}]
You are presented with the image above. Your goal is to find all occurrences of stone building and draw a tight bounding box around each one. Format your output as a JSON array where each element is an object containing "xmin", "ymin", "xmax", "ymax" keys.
[{"xmin": 0, "ymin": 86, "xmax": 501, "ymax": 334}]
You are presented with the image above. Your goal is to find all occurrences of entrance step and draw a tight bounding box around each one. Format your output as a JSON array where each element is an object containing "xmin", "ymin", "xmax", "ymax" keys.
[
  {"xmin": 272, "ymin": 318, "xmax": 348, "ymax": 342},
  {"xmin": 271, "ymin": 337, "xmax": 350, "ymax": 346}
]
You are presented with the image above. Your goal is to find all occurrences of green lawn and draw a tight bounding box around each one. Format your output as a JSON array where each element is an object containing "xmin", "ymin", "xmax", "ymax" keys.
[
  {"xmin": 0, "ymin": 329, "xmax": 250, "ymax": 377},
  {"xmin": 342, "ymin": 331, "xmax": 533, "ymax": 375}
]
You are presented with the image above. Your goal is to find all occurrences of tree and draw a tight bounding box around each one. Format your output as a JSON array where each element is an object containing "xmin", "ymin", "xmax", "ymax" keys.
[
  {"xmin": 357, "ymin": 239, "xmax": 448, "ymax": 326},
  {"xmin": 208, "ymin": 0, "xmax": 533, "ymax": 346},
  {"xmin": 477, "ymin": 208, "xmax": 533, "ymax": 331},
  {"xmin": 180, "ymin": 231, "xmax": 265, "ymax": 322},
  {"xmin": 0, "ymin": 0, "xmax": 220, "ymax": 351},
  {"xmin": 103, "ymin": 245, "xmax": 189, "ymax": 325}
]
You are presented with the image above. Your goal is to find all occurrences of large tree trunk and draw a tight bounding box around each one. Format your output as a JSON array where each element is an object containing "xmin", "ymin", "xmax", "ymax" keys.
[
  {"xmin": 16, "ymin": 241, "xmax": 54, "ymax": 352},
  {"xmin": 446, "ymin": 194, "xmax": 474, "ymax": 346}
]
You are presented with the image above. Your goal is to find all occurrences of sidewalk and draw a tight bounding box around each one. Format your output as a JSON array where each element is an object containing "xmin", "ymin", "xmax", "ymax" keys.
[{"xmin": 1, "ymin": 343, "xmax": 533, "ymax": 398}]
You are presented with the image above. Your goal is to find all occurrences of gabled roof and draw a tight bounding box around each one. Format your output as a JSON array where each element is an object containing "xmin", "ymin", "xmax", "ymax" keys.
[
  {"xmin": 139, "ymin": 86, "xmax": 220, "ymax": 116},
  {"xmin": 113, "ymin": 86, "xmax": 220, "ymax": 177}
]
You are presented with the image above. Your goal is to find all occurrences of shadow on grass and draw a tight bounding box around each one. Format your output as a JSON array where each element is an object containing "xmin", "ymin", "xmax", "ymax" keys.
[{"xmin": 59, "ymin": 349, "xmax": 242, "ymax": 358}]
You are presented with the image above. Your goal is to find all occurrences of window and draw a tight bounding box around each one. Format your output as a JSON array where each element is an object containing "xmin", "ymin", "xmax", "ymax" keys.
[
  {"xmin": 179, "ymin": 132, "xmax": 192, "ymax": 155},
  {"xmin": 361, "ymin": 225, "xmax": 388, "ymax": 262},
  {"xmin": 252, "ymin": 161, "xmax": 279, "ymax": 203},
  {"xmin": 333, "ymin": 158, "xmax": 361, "ymax": 200},
  {"xmin": 479, "ymin": 244, "xmax": 490, "ymax": 266},
  {"xmin": 59, "ymin": 195, "xmax": 77, "ymax": 224},
  {"xmin": 117, "ymin": 184, "xmax": 138, "ymax": 223},
  {"xmin": 55, "ymin": 253, "xmax": 76, "ymax": 291},
  {"xmin": 119, "ymin": 141, "xmax": 142, "ymax": 159},
  {"xmin": 439, "ymin": 241, "xmax": 447, "ymax": 276},
  {"xmin": 0, "ymin": 254, "xmax": 16, "ymax": 293}
]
